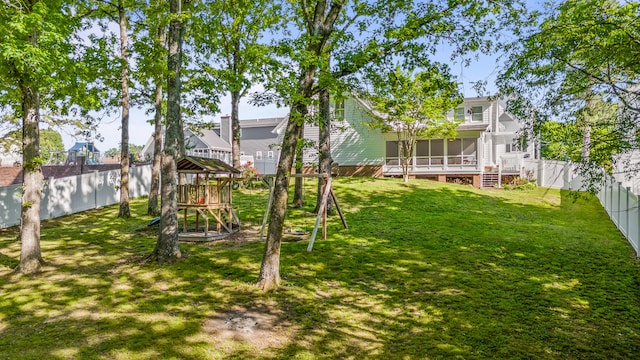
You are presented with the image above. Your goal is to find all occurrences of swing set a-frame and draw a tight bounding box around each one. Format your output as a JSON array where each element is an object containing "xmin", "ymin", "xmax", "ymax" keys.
[{"xmin": 256, "ymin": 173, "xmax": 347, "ymax": 252}]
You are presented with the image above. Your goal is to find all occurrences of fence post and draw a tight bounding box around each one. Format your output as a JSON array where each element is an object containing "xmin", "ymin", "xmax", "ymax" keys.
[
  {"xmin": 637, "ymin": 199, "xmax": 640, "ymax": 258},
  {"xmin": 626, "ymin": 186, "xmax": 631, "ymax": 237},
  {"xmin": 608, "ymin": 176, "xmax": 613, "ymax": 215},
  {"xmin": 48, "ymin": 176, "xmax": 54, "ymax": 220},
  {"xmin": 94, "ymin": 170, "xmax": 99, "ymax": 209},
  {"xmin": 603, "ymin": 175, "xmax": 608, "ymax": 213},
  {"xmin": 617, "ymin": 182, "xmax": 622, "ymax": 228},
  {"xmin": 538, "ymin": 159, "xmax": 545, "ymax": 187},
  {"xmin": 610, "ymin": 177, "xmax": 614, "ymax": 216}
]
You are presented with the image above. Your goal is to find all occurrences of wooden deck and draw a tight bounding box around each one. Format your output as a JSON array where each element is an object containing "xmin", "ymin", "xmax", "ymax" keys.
[{"xmin": 178, "ymin": 229, "xmax": 238, "ymax": 242}]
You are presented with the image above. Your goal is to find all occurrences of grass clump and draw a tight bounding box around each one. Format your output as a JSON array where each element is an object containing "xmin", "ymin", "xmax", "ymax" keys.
[{"xmin": 0, "ymin": 177, "xmax": 639, "ymax": 359}]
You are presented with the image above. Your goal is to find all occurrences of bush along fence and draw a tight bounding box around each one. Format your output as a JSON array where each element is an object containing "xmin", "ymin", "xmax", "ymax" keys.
[{"xmin": 0, "ymin": 165, "xmax": 151, "ymax": 228}]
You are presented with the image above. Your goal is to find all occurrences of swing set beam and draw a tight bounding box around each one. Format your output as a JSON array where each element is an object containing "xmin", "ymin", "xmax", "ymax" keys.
[{"xmin": 254, "ymin": 174, "xmax": 348, "ymax": 250}]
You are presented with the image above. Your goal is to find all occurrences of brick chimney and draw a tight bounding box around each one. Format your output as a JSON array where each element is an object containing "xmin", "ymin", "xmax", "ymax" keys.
[{"xmin": 220, "ymin": 115, "xmax": 232, "ymax": 144}]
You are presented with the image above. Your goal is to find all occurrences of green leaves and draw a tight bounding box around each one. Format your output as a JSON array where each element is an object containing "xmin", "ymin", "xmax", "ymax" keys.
[
  {"xmin": 497, "ymin": 0, "xmax": 640, "ymax": 190},
  {"xmin": 189, "ymin": 0, "xmax": 283, "ymax": 115},
  {"xmin": 366, "ymin": 65, "xmax": 462, "ymax": 133}
]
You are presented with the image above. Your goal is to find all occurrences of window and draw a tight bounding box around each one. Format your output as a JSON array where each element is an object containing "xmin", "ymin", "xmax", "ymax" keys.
[
  {"xmin": 256, "ymin": 151, "xmax": 263, "ymax": 160},
  {"xmin": 267, "ymin": 151, "xmax": 274, "ymax": 159},
  {"xmin": 505, "ymin": 144, "xmax": 512, "ymax": 153},
  {"xmin": 415, "ymin": 140, "xmax": 429, "ymax": 165},
  {"xmin": 454, "ymin": 107, "xmax": 465, "ymax": 121},
  {"xmin": 385, "ymin": 141, "xmax": 399, "ymax": 166},
  {"xmin": 448, "ymin": 139, "xmax": 462, "ymax": 165},
  {"xmin": 430, "ymin": 139, "xmax": 444, "ymax": 165},
  {"xmin": 463, "ymin": 139, "xmax": 477, "ymax": 165},
  {"xmin": 447, "ymin": 138, "xmax": 477, "ymax": 166},
  {"xmin": 334, "ymin": 99, "xmax": 345, "ymax": 120},
  {"xmin": 470, "ymin": 106, "xmax": 483, "ymax": 122}
]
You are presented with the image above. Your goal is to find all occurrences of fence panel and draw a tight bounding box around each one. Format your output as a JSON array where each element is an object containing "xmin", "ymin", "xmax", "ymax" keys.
[
  {"xmin": 612, "ymin": 182, "xmax": 621, "ymax": 227},
  {"xmin": 619, "ymin": 186, "xmax": 629, "ymax": 237},
  {"xmin": 0, "ymin": 184, "xmax": 21, "ymax": 228},
  {"xmin": 96, "ymin": 170, "xmax": 120, "ymax": 207},
  {"xmin": 130, "ymin": 165, "xmax": 152, "ymax": 198},
  {"xmin": 627, "ymin": 192, "xmax": 639, "ymax": 255},
  {"xmin": 0, "ymin": 165, "xmax": 151, "ymax": 229}
]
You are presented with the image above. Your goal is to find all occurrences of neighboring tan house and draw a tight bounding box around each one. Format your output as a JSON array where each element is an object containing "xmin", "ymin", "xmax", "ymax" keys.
[{"xmin": 303, "ymin": 95, "xmax": 535, "ymax": 187}]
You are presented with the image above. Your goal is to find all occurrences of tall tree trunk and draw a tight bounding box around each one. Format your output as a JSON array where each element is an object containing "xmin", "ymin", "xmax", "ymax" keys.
[
  {"xmin": 231, "ymin": 90, "xmax": 241, "ymax": 169},
  {"xmin": 147, "ymin": 17, "xmax": 166, "ymax": 216},
  {"xmin": 258, "ymin": 68, "xmax": 315, "ymax": 291},
  {"xmin": 401, "ymin": 138, "xmax": 412, "ymax": 183},
  {"xmin": 148, "ymin": 78, "xmax": 163, "ymax": 216},
  {"xmin": 153, "ymin": 0, "xmax": 185, "ymax": 263},
  {"xmin": 257, "ymin": 0, "xmax": 342, "ymax": 291},
  {"xmin": 118, "ymin": 4, "xmax": 131, "ymax": 218},
  {"xmin": 18, "ymin": 82, "xmax": 44, "ymax": 274},
  {"xmin": 315, "ymin": 87, "xmax": 333, "ymax": 213},
  {"xmin": 581, "ymin": 93, "xmax": 594, "ymax": 163},
  {"xmin": 292, "ymin": 126, "xmax": 305, "ymax": 207}
]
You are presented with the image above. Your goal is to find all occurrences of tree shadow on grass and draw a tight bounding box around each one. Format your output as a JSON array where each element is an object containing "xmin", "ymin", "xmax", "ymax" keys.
[
  {"xmin": 248, "ymin": 178, "xmax": 640, "ymax": 359},
  {"xmin": 0, "ymin": 179, "xmax": 638, "ymax": 359}
]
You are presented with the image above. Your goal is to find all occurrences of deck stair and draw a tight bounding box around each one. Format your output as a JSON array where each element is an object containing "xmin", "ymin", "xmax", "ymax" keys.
[{"xmin": 482, "ymin": 173, "xmax": 500, "ymax": 188}]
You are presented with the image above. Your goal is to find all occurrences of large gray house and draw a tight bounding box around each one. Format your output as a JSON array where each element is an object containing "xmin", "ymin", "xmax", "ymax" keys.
[
  {"xmin": 141, "ymin": 116, "xmax": 286, "ymax": 174},
  {"xmin": 142, "ymin": 95, "xmax": 535, "ymax": 187},
  {"xmin": 216, "ymin": 115, "xmax": 284, "ymax": 174}
]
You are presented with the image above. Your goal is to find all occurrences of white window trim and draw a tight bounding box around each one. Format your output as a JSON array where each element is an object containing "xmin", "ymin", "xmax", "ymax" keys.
[{"xmin": 470, "ymin": 106, "xmax": 483, "ymax": 122}]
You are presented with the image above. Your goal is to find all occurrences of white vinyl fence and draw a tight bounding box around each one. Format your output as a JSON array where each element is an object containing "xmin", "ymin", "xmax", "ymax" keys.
[
  {"xmin": 522, "ymin": 159, "xmax": 639, "ymax": 257},
  {"xmin": 597, "ymin": 176, "xmax": 640, "ymax": 256},
  {"xmin": 0, "ymin": 165, "xmax": 151, "ymax": 228},
  {"xmin": 522, "ymin": 159, "xmax": 587, "ymax": 191}
]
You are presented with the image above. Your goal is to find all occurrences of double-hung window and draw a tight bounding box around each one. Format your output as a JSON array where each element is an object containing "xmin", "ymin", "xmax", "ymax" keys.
[{"xmin": 470, "ymin": 106, "xmax": 483, "ymax": 122}]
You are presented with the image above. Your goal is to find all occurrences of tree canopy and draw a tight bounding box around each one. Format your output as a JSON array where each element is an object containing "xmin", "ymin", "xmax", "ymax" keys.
[{"xmin": 498, "ymin": 0, "xmax": 640, "ymax": 187}]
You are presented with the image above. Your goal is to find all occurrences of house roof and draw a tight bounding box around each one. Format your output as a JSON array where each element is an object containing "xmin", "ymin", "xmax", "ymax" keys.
[
  {"xmin": 239, "ymin": 117, "xmax": 286, "ymax": 129},
  {"xmin": 456, "ymin": 123, "xmax": 490, "ymax": 131},
  {"xmin": 196, "ymin": 129, "xmax": 232, "ymax": 150},
  {"xmin": 271, "ymin": 116, "xmax": 290, "ymax": 135},
  {"xmin": 68, "ymin": 142, "xmax": 100, "ymax": 152},
  {"xmin": 176, "ymin": 156, "xmax": 240, "ymax": 174}
]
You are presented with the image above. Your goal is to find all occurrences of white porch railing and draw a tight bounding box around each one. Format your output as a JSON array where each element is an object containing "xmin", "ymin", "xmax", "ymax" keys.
[
  {"xmin": 500, "ymin": 153, "xmax": 528, "ymax": 173},
  {"xmin": 383, "ymin": 155, "xmax": 479, "ymax": 174}
]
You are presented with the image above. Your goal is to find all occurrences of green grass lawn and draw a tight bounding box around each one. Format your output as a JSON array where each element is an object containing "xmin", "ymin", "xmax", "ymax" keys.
[{"xmin": 1, "ymin": 177, "xmax": 639, "ymax": 359}]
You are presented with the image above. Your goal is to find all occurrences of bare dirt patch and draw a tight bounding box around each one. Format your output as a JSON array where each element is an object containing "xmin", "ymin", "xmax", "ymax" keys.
[{"xmin": 202, "ymin": 305, "xmax": 294, "ymax": 349}]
